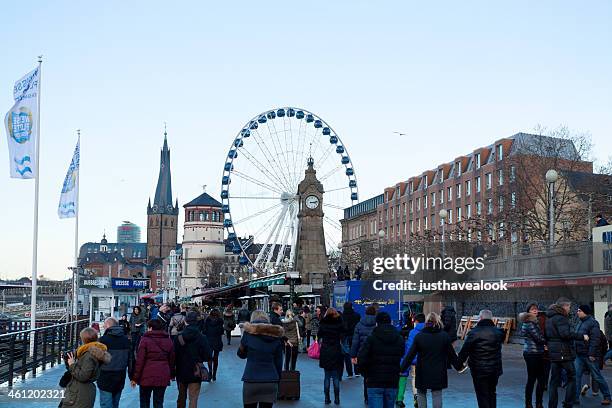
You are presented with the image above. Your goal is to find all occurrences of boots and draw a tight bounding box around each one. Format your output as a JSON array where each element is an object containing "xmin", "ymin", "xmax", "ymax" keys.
[
  {"xmin": 334, "ymin": 389, "xmax": 340, "ymax": 405},
  {"xmin": 324, "ymin": 390, "xmax": 331, "ymax": 404}
]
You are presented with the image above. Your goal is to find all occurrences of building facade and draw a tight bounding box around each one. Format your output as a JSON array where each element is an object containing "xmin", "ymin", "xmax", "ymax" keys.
[
  {"xmin": 147, "ymin": 131, "xmax": 179, "ymax": 264},
  {"xmin": 340, "ymin": 194, "xmax": 384, "ymax": 270},
  {"xmin": 117, "ymin": 221, "xmax": 141, "ymax": 243}
]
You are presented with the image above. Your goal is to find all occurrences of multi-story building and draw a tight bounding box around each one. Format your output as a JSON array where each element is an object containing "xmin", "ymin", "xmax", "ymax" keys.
[
  {"xmin": 340, "ymin": 194, "xmax": 384, "ymax": 270},
  {"xmin": 117, "ymin": 221, "xmax": 141, "ymax": 243},
  {"xmin": 180, "ymin": 191, "xmax": 225, "ymax": 297}
]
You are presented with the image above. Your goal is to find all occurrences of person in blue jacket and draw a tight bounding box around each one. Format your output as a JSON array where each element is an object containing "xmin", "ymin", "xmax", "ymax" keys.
[
  {"xmin": 350, "ymin": 305, "xmax": 377, "ymax": 405},
  {"xmin": 397, "ymin": 313, "xmax": 425, "ymax": 408}
]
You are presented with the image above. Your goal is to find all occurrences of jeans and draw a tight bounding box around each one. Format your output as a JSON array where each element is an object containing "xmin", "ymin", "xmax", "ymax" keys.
[
  {"xmin": 306, "ymin": 330, "xmax": 312, "ymax": 348},
  {"xmin": 324, "ymin": 369, "xmax": 341, "ymax": 396},
  {"xmin": 524, "ymin": 353, "xmax": 546, "ymax": 405},
  {"xmin": 549, "ymin": 360, "xmax": 576, "ymax": 408},
  {"xmin": 139, "ymin": 386, "xmax": 166, "ymax": 408},
  {"xmin": 177, "ymin": 382, "xmax": 202, "ymax": 408},
  {"xmin": 284, "ymin": 344, "xmax": 298, "ymax": 371},
  {"xmin": 416, "ymin": 389, "xmax": 443, "ymax": 408},
  {"xmin": 605, "ymin": 348, "xmax": 612, "ymax": 363},
  {"xmin": 368, "ymin": 387, "xmax": 398, "ymax": 408},
  {"xmin": 99, "ymin": 389, "xmax": 121, "ymax": 408},
  {"xmin": 343, "ymin": 338, "xmax": 353, "ymax": 376},
  {"xmin": 225, "ymin": 329, "xmax": 232, "ymax": 345},
  {"xmin": 575, "ymin": 355, "xmax": 611, "ymax": 399},
  {"xmin": 208, "ymin": 350, "xmax": 220, "ymax": 380},
  {"xmin": 472, "ymin": 374, "xmax": 499, "ymax": 408}
]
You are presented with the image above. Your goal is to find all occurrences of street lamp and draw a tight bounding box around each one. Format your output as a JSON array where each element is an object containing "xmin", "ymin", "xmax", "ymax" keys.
[
  {"xmin": 546, "ymin": 169, "xmax": 558, "ymax": 249},
  {"xmin": 378, "ymin": 229, "xmax": 385, "ymax": 257},
  {"xmin": 439, "ymin": 209, "xmax": 448, "ymax": 257}
]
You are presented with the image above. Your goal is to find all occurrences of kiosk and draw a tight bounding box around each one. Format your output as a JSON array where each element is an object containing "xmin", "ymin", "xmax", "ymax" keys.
[{"xmin": 81, "ymin": 276, "xmax": 149, "ymax": 327}]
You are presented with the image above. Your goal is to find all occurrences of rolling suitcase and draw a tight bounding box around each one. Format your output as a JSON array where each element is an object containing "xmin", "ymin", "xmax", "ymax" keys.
[
  {"xmin": 278, "ymin": 347, "xmax": 300, "ymax": 400},
  {"xmin": 278, "ymin": 370, "xmax": 301, "ymax": 400}
]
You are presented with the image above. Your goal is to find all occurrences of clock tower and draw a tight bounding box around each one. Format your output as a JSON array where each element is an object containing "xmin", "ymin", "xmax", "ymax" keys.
[{"xmin": 295, "ymin": 156, "xmax": 327, "ymax": 288}]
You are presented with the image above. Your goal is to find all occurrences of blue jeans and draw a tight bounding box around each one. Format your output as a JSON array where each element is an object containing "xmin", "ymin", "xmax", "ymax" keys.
[
  {"xmin": 324, "ymin": 369, "xmax": 340, "ymax": 395},
  {"xmin": 367, "ymin": 387, "xmax": 397, "ymax": 408},
  {"xmin": 575, "ymin": 355, "xmax": 611, "ymax": 399},
  {"xmin": 99, "ymin": 389, "xmax": 121, "ymax": 408},
  {"xmin": 605, "ymin": 348, "xmax": 612, "ymax": 362}
]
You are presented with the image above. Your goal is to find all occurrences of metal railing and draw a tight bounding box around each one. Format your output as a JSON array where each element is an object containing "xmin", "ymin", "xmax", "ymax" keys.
[{"xmin": 0, "ymin": 318, "xmax": 89, "ymax": 386}]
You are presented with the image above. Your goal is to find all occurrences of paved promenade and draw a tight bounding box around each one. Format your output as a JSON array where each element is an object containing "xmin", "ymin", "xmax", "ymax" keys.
[{"xmin": 3, "ymin": 342, "xmax": 612, "ymax": 407}]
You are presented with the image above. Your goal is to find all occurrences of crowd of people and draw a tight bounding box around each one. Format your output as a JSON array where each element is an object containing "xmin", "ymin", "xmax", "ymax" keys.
[{"xmin": 56, "ymin": 296, "xmax": 612, "ymax": 408}]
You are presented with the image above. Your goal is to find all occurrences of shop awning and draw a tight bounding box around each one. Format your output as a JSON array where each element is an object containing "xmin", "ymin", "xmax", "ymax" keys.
[{"xmin": 248, "ymin": 272, "xmax": 286, "ymax": 288}]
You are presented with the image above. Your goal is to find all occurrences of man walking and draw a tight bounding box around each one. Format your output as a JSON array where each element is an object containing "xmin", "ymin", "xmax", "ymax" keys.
[
  {"xmin": 270, "ymin": 302, "xmax": 283, "ymax": 326},
  {"xmin": 458, "ymin": 309, "xmax": 504, "ymax": 408},
  {"xmin": 574, "ymin": 304, "xmax": 611, "ymax": 405},
  {"xmin": 98, "ymin": 317, "xmax": 132, "ymax": 408},
  {"xmin": 545, "ymin": 297, "xmax": 589, "ymax": 408},
  {"xmin": 341, "ymin": 302, "xmax": 361, "ymax": 378}
]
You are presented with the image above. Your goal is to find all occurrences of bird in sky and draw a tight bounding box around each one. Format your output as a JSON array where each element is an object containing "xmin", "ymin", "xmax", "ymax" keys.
[{"xmin": 393, "ymin": 131, "xmax": 406, "ymax": 136}]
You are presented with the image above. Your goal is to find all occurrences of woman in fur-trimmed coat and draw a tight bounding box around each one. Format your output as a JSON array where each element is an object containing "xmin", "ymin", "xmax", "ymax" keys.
[{"xmin": 237, "ymin": 310, "xmax": 284, "ymax": 407}]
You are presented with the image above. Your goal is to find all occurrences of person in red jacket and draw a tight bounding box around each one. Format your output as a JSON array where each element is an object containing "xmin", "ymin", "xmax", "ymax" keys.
[{"xmin": 131, "ymin": 319, "xmax": 176, "ymax": 408}]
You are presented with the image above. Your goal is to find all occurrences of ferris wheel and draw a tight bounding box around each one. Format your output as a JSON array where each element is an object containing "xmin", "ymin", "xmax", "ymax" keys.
[{"xmin": 221, "ymin": 107, "xmax": 358, "ymax": 274}]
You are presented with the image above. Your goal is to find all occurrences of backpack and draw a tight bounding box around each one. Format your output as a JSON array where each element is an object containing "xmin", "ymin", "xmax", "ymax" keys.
[{"xmin": 170, "ymin": 314, "xmax": 186, "ymax": 335}]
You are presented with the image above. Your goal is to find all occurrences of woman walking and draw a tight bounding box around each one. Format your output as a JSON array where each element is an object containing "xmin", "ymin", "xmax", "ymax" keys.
[
  {"xmin": 281, "ymin": 310, "xmax": 301, "ymax": 370},
  {"xmin": 223, "ymin": 305, "xmax": 236, "ymax": 345},
  {"xmin": 60, "ymin": 327, "xmax": 112, "ymax": 408},
  {"xmin": 302, "ymin": 306, "xmax": 313, "ymax": 349},
  {"xmin": 400, "ymin": 312, "xmax": 462, "ymax": 408},
  {"xmin": 318, "ymin": 307, "xmax": 345, "ymax": 405},
  {"xmin": 132, "ymin": 319, "xmax": 175, "ymax": 408},
  {"xmin": 203, "ymin": 308, "xmax": 225, "ymax": 381},
  {"xmin": 130, "ymin": 306, "xmax": 146, "ymax": 356},
  {"xmin": 519, "ymin": 302, "xmax": 547, "ymax": 408},
  {"xmin": 238, "ymin": 310, "xmax": 285, "ymax": 408}
]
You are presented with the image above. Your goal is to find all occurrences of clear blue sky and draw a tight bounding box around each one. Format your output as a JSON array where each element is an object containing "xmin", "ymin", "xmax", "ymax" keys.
[{"xmin": 1, "ymin": 1, "xmax": 611, "ymax": 280}]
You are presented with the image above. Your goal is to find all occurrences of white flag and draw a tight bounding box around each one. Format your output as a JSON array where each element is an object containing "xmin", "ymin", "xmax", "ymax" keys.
[
  {"xmin": 4, "ymin": 67, "xmax": 39, "ymax": 179},
  {"xmin": 58, "ymin": 138, "xmax": 80, "ymax": 219}
]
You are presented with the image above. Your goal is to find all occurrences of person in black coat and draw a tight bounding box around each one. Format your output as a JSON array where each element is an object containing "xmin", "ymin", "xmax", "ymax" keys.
[
  {"xmin": 519, "ymin": 302, "xmax": 547, "ymax": 408},
  {"xmin": 440, "ymin": 305, "xmax": 457, "ymax": 343},
  {"xmin": 318, "ymin": 307, "xmax": 345, "ymax": 405},
  {"xmin": 98, "ymin": 317, "xmax": 133, "ymax": 408},
  {"xmin": 269, "ymin": 302, "xmax": 284, "ymax": 327},
  {"xmin": 203, "ymin": 308, "xmax": 225, "ymax": 382},
  {"xmin": 238, "ymin": 310, "xmax": 284, "ymax": 407},
  {"xmin": 357, "ymin": 311, "xmax": 405, "ymax": 408},
  {"xmin": 341, "ymin": 302, "xmax": 361, "ymax": 378},
  {"xmin": 400, "ymin": 312, "xmax": 462, "ymax": 408},
  {"xmin": 174, "ymin": 311, "xmax": 212, "ymax": 408},
  {"xmin": 545, "ymin": 298, "xmax": 588, "ymax": 408},
  {"xmin": 457, "ymin": 309, "xmax": 504, "ymax": 408}
]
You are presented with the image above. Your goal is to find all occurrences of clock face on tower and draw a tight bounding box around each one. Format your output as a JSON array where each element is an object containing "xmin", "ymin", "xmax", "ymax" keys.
[{"xmin": 305, "ymin": 195, "xmax": 320, "ymax": 209}]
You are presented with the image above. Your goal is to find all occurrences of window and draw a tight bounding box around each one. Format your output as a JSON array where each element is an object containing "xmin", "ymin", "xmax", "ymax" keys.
[
  {"xmin": 416, "ymin": 218, "xmax": 420, "ymax": 232},
  {"xmin": 440, "ymin": 189, "xmax": 444, "ymax": 204},
  {"xmin": 476, "ymin": 176, "xmax": 481, "ymax": 193},
  {"xmin": 409, "ymin": 181, "xmax": 414, "ymax": 192},
  {"xmin": 510, "ymin": 165, "xmax": 516, "ymax": 182},
  {"xmin": 456, "ymin": 161, "xmax": 462, "ymax": 175},
  {"xmin": 156, "ymin": 279, "xmax": 161, "ymax": 286},
  {"xmin": 457, "ymin": 207, "xmax": 462, "ymax": 222},
  {"xmin": 410, "ymin": 220, "xmax": 414, "ymax": 234},
  {"xmin": 416, "ymin": 198, "xmax": 420, "ymax": 211},
  {"xmin": 498, "ymin": 169, "xmax": 503, "ymax": 186},
  {"xmin": 499, "ymin": 196, "xmax": 504, "ymax": 211},
  {"xmin": 475, "ymin": 153, "xmax": 481, "ymax": 169},
  {"xmin": 431, "ymin": 213, "xmax": 436, "ymax": 227},
  {"xmin": 497, "ymin": 144, "xmax": 503, "ymax": 161},
  {"xmin": 423, "ymin": 195, "xmax": 428, "ymax": 209},
  {"xmin": 448, "ymin": 209, "xmax": 453, "ymax": 224},
  {"xmin": 156, "ymin": 270, "xmax": 161, "ymax": 277},
  {"xmin": 424, "ymin": 216, "xmax": 428, "ymax": 230},
  {"xmin": 396, "ymin": 186, "xmax": 400, "ymax": 197},
  {"xmin": 465, "ymin": 180, "xmax": 471, "ymax": 196},
  {"xmin": 402, "ymin": 203, "xmax": 406, "ymax": 217},
  {"xmin": 466, "ymin": 204, "xmax": 472, "ymax": 219},
  {"xmin": 431, "ymin": 192, "xmax": 436, "ymax": 207},
  {"xmin": 391, "ymin": 206, "xmax": 394, "ymax": 219},
  {"xmin": 476, "ymin": 201, "xmax": 482, "ymax": 215},
  {"xmin": 511, "ymin": 192, "xmax": 517, "ymax": 208},
  {"xmin": 485, "ymin": 173, "xmax": 492, "ymax": 190},
  {"xmin": 456, "ymin": 183, "xmax": 461, "ymax": 199},
  {"xmin": 487, "ymin": 198, "xmax": 493, "ymax": 214},
  {"xmin": 409, "ymin": 200, "xmax": 413, "ymax": 214},
  {"xmin": 447, "ymin": 186, "xmax": 452, "ymax": 201}
]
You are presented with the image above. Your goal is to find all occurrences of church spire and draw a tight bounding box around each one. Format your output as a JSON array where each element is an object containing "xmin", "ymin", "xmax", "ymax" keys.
[{"xmin": 150, "ymin": 127, "xmax": 175, "ymax": 214}]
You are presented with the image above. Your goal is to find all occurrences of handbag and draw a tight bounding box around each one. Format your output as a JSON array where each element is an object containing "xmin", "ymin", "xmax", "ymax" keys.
[
  {"xmin": 178, "ymin": 334, "xmax": 210, "ymax": 382},
  {"xmin": 59, "ymin": 370, "xmax": 72, "ymax": 388},
  {"xmin": 307, "ymin": 338, "xmax": 320, "ymax": 359}
]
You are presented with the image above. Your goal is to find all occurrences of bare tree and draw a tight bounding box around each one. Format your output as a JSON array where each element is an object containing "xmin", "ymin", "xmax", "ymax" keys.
[{"xmin": 196, "ymin": 257, "xmax": 226, "ymax": 288}]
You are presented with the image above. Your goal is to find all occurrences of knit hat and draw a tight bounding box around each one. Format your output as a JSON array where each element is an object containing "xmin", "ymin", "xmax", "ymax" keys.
[
  {"xmin": 186, "ymin": 311, "xmax": 199, "ymax": 324},
  {"xmin": 578, "ymin": 305, "xmax": 592, "ymax": 315},
  {"xmin": 376, "ymin": 311, "xmax": 391, "ymax": 324}
]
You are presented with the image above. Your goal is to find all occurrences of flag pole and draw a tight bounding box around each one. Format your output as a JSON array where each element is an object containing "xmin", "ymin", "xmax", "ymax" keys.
[
  {"xmin": 72, "ymin": 130, "xmax": 80, "ymax": 318},
  {"xmin": 29, "ymin": 55, "xmax": 42, "ymax": 356}
]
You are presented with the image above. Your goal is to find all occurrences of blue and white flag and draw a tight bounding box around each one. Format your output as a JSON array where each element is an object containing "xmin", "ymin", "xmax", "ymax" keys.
[
  {"xmin": 4, "ymin": 67, "xmax": 39, "ymax": 179},
  {"xmin": 58, "ymin": 138, "xmax": 80, "ymax": 219}
]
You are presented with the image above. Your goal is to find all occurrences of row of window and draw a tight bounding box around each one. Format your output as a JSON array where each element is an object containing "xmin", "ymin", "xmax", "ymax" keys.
[{"xmin": 186, "ymin": 211, "xmax": 222, "ymax": 222}]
